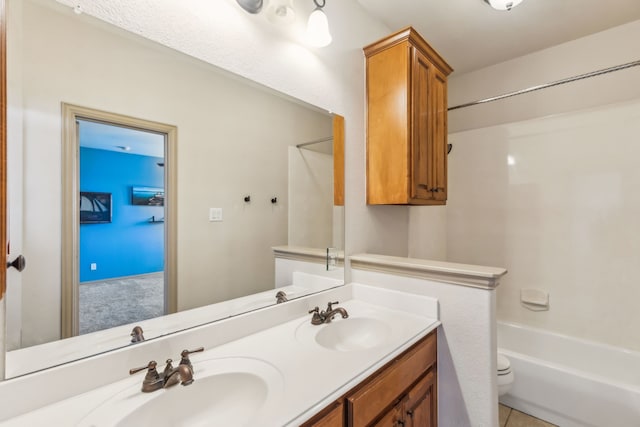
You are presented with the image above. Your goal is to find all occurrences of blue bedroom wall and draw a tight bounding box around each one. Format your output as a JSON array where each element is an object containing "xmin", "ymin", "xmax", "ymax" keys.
[{"xmin": 80, "ymin": 147, "xmax": 164, "ymax": 282}]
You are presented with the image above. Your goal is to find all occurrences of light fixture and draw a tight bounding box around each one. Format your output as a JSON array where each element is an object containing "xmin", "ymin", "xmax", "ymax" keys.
[
  {"xmin": 266, "ymin": 0, "xmax": 296, "ymax": 25},
  {"xmin": 483, "ymin": 0, "xmax": 524, "ymax": 11},
  {"xmin": 236, "ymin": 0, "xmax": 263, "ymax": 14},
  {"xmin": 306, "ymin": 0, "xmax": 332, "ymax": 47},
  {"xmin": 73, "ymin": 4, "xmax": 83, "ymax": 15}
]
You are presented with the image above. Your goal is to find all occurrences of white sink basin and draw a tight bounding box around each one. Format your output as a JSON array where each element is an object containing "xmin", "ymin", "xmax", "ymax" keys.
[
  {"xmin": 314, "ymin": 317, "xmax": 392, "ymax": 352},
  {"xmin": 295, "ymin": 304, "xmax": 397, "ymax": 352},
  {"xmin": 78, "ymin": 357, "xmax": 284, "ymax": 427}
]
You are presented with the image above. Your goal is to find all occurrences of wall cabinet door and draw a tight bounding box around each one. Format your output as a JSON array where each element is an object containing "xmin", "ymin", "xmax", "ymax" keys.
[
  {"xmin": 428, "ymin": 66, "xmax": 448, "ymax": 204},
  {"xmin": 365, "ymin": 27, "xmax": 452, "ymax": 206}
]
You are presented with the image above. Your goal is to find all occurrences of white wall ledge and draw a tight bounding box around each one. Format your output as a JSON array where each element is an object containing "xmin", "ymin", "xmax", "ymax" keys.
[
  {"xmin": 350, "ymin": 254, "xmax": 507, "ymax": 290},
  {"xmin": 273, "ymin": 246, "xmax": 344, "ymax": 265}
]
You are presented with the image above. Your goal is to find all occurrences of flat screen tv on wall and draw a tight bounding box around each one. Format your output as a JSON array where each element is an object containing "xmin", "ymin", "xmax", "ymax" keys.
[
  {"xmin": 80, "ymin": 191, "xmax": 112, "ymax": 224},
  {"xmin": 131, "ymin": 186, "xmax": 165, "ymax": 206}
]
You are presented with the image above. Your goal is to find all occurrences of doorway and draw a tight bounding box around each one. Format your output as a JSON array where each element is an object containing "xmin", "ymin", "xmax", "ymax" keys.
[{"xmin": 61, "ymin": 104, "xmax": 177, "ymax": 338}]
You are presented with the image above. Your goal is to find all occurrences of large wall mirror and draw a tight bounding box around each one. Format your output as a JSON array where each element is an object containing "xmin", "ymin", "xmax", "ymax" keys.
[{"xmin": 3, "ymin": 0, "xmax": 344, "ymax": 379}]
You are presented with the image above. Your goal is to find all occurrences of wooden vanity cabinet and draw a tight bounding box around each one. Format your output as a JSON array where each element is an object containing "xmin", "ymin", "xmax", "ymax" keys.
[
  {"xmin": 303, "ymin": 400, "xmax": 345, "ymax": 427},
  {"xmin": 364, "ymin": 27, "xmax": 453, "ymax": 205},
  {"xmin": 301, "ymin": 330, "xmax": 437, "ymax": 427}
]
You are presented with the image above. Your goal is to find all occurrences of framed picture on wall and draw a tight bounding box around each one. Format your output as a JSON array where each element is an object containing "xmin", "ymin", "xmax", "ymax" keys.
[
  {"xmin": 80, "ymin": 191, "xmax": 112, "ymax": 224},
  {"xmin": 132, "ymin": 186, "xmax": 165, "ymax": 206}
]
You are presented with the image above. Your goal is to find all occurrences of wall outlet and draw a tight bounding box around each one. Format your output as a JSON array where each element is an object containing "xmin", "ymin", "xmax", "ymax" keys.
[
  {"xmin": 90, "ymin": 263, "xmax": 97, "ymax": 271},
  {"xmin": 209, "ymin": 208, "xmax": 223, "ymax": 222}
]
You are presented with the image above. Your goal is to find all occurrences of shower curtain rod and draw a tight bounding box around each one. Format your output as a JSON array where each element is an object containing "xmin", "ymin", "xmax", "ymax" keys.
[
  {"xmin": 448, "ymin": 59, "xmax": 640, "ymax": 111},
  {"xmin": 296, "ymin": 136, "xmax": 333, "ymax": 148}
]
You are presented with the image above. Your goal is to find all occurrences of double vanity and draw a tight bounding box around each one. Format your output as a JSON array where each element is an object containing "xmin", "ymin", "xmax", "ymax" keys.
[{"xmin": 0, "ymin": 283, "xmax": 439, "ymax": 426}]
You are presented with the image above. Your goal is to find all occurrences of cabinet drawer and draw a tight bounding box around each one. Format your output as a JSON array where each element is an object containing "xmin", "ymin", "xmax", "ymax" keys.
[{"xmin": 347, "ymin": 331, "xmax": 436, "ymax": 427}]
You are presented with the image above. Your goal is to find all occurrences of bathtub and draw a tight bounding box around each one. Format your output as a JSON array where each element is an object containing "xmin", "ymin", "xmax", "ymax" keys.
[{"xmin": 497, "ymin": 321, "xmax": 640, "ymax": 427}]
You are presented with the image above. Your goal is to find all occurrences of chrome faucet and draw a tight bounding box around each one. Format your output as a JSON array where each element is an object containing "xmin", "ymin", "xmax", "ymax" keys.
[
  {"xmin": 130, "ymin": 347, "xmax": 203, "ymax": 392},
  {"xmin": 308, "ymin": 301, "xmax": 349, "ymax": 325},
  {"xmin": 275, "ymin": 290, "xmax": 288, "ymax": 304}
]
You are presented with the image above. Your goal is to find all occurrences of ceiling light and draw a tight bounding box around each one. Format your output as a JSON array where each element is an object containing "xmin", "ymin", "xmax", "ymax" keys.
[
  {"xmin": 306, "ymin": 0, "xmax": 332, "ymax": 47},
  {"xmin": 266, "ymin": 0, "xmax": 296, "ymax": 25},
  {"xmin": 73, "ymin": 4, "xmax": 83, "ymax": 15},
  {"xmin": 236, "ymin": 0, "xmax": 263, "ymax": 14},
  {"xmin": 483, "ymin": 0, "xmax": 524, "ymax": 11}
]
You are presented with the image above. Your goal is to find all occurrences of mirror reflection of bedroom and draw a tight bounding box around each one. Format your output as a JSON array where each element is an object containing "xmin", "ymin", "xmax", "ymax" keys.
[{"xmin": 77, "ymin": 118, "xmax": 167, "ymax": 334}]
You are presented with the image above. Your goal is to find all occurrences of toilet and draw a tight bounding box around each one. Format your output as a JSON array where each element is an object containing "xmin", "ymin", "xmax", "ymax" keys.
[{"xmin": 497, "ymin": 353, "xmax": 514, "ymax": 396}]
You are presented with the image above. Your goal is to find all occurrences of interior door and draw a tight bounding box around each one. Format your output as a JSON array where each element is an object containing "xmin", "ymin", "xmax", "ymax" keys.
[{"xmin": 3, "ymin": 0, "xmax": 23, "ymax": 352}]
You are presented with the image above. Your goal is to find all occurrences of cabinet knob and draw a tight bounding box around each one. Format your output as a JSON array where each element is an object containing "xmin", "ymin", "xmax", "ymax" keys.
[
  {"xmin": 407, "ymin": 410, "xmax": 414, "ymax": 417},
  {"xmin": 7, "ymin": 255, "xmax": 26, "ymax": 272}
]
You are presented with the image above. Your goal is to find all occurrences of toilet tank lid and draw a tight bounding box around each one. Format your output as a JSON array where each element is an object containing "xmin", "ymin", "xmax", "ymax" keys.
[{"xmin": 497, "ymin": 353, "xmax": 511, "ymax": 371}]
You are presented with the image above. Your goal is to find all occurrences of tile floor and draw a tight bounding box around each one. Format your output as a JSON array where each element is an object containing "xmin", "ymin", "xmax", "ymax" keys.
[{"xmin": 499, "ymin": 404, "xmax": 558, "ymax": 427}]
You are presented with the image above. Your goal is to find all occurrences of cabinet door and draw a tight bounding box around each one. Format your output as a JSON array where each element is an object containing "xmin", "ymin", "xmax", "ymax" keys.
[
  {"xmin": 372, "ymin": 402, "xmax": 404, "ymax": 427},
  {"xmin": 302, "ymin": 400, "xmax": 344, "ymax": 427},
  {"xmin": 404, "ymin": 370, "xmax": 437, "ymax": 427},
  {"xmin": 410, "ymin": 47, "xmax": 433, "ymax": 202},
  {"xmin": 429, "ymin": 67, "xmax": 447, "ymax": 203}
]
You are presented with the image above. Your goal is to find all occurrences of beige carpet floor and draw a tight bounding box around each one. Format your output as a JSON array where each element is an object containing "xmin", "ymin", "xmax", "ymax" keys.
[{"xmin": 79, "ymin": 272, "xmax": 164, "ymax": 335}]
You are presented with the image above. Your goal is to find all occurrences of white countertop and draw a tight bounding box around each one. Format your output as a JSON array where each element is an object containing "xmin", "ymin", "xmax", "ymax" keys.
[
  {"xmin": 0, "ymin": 284, "xmax": 438, "ymax": 426},
  {"xmin": 6, "ymin": 273, "xmax": 342, "ymax": 379}
]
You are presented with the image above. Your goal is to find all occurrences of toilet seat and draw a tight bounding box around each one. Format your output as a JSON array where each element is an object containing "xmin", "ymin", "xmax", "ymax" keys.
[
  {"xmin": 497, "ymin": 353, "xmax": 514, "ymax": 396},
  {"xmin": 497, "ymin": 353, "xmax": 511, "ymax": 372}
]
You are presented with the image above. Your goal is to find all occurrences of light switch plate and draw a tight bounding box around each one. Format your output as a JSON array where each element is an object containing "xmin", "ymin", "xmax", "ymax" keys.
[{"xmin": 209, "ymin": 208, "xmax": 223, "ymax": 222}]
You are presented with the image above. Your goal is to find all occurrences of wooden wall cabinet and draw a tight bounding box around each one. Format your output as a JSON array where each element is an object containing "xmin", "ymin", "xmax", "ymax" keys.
[
  {"xmin": 364, "ymin": 27, "xmax": 453, "ymax": 205},
  {"xmin": 301, "ymin": 330, "xmax": 437, "ymax": 427}
]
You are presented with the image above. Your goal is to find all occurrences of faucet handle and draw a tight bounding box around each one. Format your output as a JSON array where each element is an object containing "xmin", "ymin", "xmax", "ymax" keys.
[
  {"xmin": 309, "ymin": 306, "xmax": 325, "ymax": 325},
  {"xmin": 326, "ymin": 301, "xmax": 339, "ymax": 311},
  {"xmin": 130, "ymin": 361, "xmax": 163, "ymax": 392},
  {"xmin": 181, "ymin": 347, "xmax": 204, "ymax": 358},
  {"xmin": 129, "ymin": 360, "xmax": 159, "ymax": 381},
  {"xmin": 180, "ymin": 347, "xmax": 204, "ymax": 371},
  {"xmin": 163, "ymin": 358, "xmax": 175, "ymax": 377}
]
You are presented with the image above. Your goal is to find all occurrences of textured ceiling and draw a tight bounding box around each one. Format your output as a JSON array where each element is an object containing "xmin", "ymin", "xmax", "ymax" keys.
[
  {"xmin": 357, "ymin": 0, "xmax": 640, "ymax": 73},
  {"xmin": 56, "ymin": 0, "xmax": 640, "ymax": 77}
]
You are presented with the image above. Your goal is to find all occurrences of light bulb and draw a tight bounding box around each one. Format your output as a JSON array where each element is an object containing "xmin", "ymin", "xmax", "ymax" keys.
[
  {"xmin": 267, "ymin": 0, "xmax": 295, "ymax": 25},
  {"xmin": 484, "ymin": 0, "xmax": 524, "ymax": 11},
  {"xmin": 305, "ymin": 8, "xmax": 332, "ymax": 47}
]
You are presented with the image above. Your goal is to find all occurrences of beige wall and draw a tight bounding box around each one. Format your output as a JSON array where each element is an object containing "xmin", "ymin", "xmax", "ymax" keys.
[
  {"xmin": 10, "ymin": 0, "xmax": 333, "ymax": 347},
  {"xmin": 51, "ymin": 0, "xmax": 410, "ymax": 283},
  {"xmin": 445, "ymin": 20, "xmax": 640, "ymax": 351}
]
